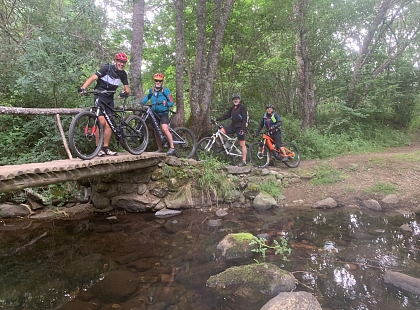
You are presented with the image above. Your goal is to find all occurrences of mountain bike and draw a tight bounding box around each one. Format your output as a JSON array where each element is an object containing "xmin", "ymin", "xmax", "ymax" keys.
[
  {"xmin": 249, "ymin": 131, "xmax": 300, "ymax": 168},
  {"xmin": 195, "ymin": 120, "xmax": 248, "ymax": 165},
  {"xmin": 69, "ymin": 90, "xmax": 149, "ymax": 160},
  {"xmin": 139, "ymin": 104, "xmax": 196, "ymax": 158}
]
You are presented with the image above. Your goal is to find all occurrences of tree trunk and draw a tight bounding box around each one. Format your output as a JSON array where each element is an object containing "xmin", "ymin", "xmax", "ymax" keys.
[
  {"xmin": 346, "ymin": 0, "xmax": 419, "ymax": 109},
  {"xmin": 130, "ymin": 0, "xmax": 145, "ymax": 101},
  {"xmin": 188, "ymin": 0, "xmax": 236, "ymax": 138},
  {"xmin": 173, "ymin": 0, "xmax": 186, "ymax": 127},
  {"xmin": 294, "ymin": 0, "xmax": 315, "ymax": 133},
  {"xmin": 188, "ymin": 0, "xmax": 207, "ymax": 135}
]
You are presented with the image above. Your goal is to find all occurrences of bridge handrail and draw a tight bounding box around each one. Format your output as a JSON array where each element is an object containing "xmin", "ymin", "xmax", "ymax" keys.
[
  {"xmin": 0, "ymin": 106, "xmax": 141, "ymax": 115},
  {"xmin": 0, "ymin": 106, "xmax": 143, "ymax": 159}
]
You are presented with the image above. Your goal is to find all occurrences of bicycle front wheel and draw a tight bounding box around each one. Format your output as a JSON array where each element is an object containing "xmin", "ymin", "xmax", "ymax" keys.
[
  {"xmin": 172, "ymin": 127, "xmax": 196, "ymax": 158},
  {"xmin": 249, "ymin": 142, "xmax": 271, "ymax": 168},
  {"xmin": 69, "ymin": 111, "xmax": 103, "ymax": 160},
  {"xmin": 283, "ymin": 142, "xmax": 301, "ymax": 168},
  {"xmin": 121, "ymin": 115, "xmax": 149, "ymax": 155}
]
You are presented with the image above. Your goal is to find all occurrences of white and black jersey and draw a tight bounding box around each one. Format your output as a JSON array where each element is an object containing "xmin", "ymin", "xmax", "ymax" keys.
[{"xmin": 94, "ymin": 64, "xmax": 128, "ymax": 95}]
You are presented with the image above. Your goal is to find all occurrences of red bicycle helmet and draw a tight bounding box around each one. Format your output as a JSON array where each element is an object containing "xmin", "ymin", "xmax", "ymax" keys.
[
  {"xmin": 115, "ymin": 52, "xmax": 128, "ymax": 62},
  {"xmin": 153, "ymin": 73, "xmax": 164, "ymax": 81}
]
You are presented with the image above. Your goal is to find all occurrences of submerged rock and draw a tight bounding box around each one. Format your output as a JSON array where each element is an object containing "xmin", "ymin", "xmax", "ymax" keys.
[
  {"xmin": 383, "ymin": 270, "xmax": 420, "ymax": 295},
  {"xmin": 88, "ymin": 270, "xmax": 140, "ymax": 303},
  {"xmin": 207, "ymin": 263, "xmax": 296, "ymax": 309},
  {"xmin": 154, "ymin": 208, "xmax": 182, "ymax": 218},
  {"xmin": 261, "ymin": 291, "xmax": 322, "ymax": 310}
]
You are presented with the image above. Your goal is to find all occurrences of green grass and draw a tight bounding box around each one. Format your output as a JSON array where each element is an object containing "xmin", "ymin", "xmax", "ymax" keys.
[
  {"xmin": 391, "ymin": 151, "xmax": 420, "ymax": 162},
  {"xmin": 310, "ymin": 161, "xmax": 344, "ymax": 186},
  {"xmin": 259, "ymin": 179, "xmax": 283, "ymax": 201},
  {"xmin": 197, "ymin": 157, "xmax": 237, "ymax": 199},
  {"xmin": 368, "ymin": 157, "xmax": 388, "ymax": 166},
  {"xmin": 362, "ymin": 182, "xmax": 398, "ymax": 195}
]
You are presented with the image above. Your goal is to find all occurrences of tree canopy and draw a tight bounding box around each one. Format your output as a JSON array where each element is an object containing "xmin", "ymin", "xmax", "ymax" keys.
[{"xmin": 1, "ymin": 0, "xmax": 420, "ymax": 164}]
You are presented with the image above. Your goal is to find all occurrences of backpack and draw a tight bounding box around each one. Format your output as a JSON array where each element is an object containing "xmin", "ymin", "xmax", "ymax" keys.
[{"xmin": 147, "ymin": 86, "xmax": 169, "ymax": 102}]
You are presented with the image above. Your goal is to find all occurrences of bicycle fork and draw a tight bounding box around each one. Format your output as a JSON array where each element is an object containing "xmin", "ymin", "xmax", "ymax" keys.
[{"xmin": 84, "ymin": 107, "xmax": 100, "ymax": 138}]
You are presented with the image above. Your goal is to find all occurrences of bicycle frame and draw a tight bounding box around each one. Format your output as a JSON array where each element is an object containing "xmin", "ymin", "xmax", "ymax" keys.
[
  {"xmin": 92, "ymin": 93, "xmax": 126, "ymax": 140},
  {"xmin": 141, "ymin": 106, "xmax": 166, "ymax": 142},
  {"xmin": 260, "ymin": 132, "xmax": 295, "ymax": 159},
  {"xmin": 207, "ymin": 122, "xmax": 243, "ymax": 158},
  {"xmin": 262, "ymin": 133, "xmax": 276, "ymax": 151},
  {"xmin": 140, "ymin": 106, "xmax": 188, "ymax": 146}
]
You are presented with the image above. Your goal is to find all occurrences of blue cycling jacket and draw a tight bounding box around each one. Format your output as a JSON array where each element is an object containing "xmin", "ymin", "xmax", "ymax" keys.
[{"xmin": 141, "ymin": 86, "xmax": 174, "ymax": 114}]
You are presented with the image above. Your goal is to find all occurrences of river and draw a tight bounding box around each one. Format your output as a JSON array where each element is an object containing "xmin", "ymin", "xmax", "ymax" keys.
[{"xmin": 1, "ymin": 206, "xmax": 420, "ymax": 309}]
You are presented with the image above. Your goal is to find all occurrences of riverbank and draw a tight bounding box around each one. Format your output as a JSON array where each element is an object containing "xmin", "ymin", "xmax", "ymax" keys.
[{"xmin": 280, "ymin": 142, "xmax": 420, "ymax": 213}]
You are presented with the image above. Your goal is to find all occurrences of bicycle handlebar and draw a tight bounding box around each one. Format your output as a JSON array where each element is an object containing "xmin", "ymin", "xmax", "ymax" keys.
[
  {"xmin": 211, "ymin": 119, "xmax": 224, "ymax": 129},
  {"xmin": 80, "ymin": 90, "xmax": 116, "ymax": 95},
  {"xmin": 141, "ymin": 104, "xmax": 177, "ymax": 114}
]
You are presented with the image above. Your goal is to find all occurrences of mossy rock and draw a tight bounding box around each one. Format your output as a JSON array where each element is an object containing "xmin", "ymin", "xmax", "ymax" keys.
[
  {"xmin": 216, "ymin": 233, "xmax": 256, "ymax": 260},
  {"xmin": 207, "ymin": 263, "xmax": 296, "ymax": 308}
]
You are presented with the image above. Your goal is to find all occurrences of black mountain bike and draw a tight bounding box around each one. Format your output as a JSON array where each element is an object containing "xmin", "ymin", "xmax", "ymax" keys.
[
  {"xmin": 69, "ymin": 90, "xmax": 149, "ymax": 160},
  {"xmin": 139, "ymin": 104, "xmax": 196, "ymax": 158}
]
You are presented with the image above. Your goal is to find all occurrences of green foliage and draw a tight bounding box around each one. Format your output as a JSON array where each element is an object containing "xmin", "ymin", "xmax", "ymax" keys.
[
  {"xmin": 197, "ymin": 157, "xmax": 237, "ymax": 200},
  {"xmin": 162, "ymin": 163, "xmax": 193, "ymax": 180},
  {"xmin": 409, "ymin": 97, "xmax": 420, "ymax": 132},
  {"xmin": 310, "ymin": 161, "xmax": 344, "ymax": 186},
  {"xmin": 0, "ymin": 115, "xmax": 71, "ymax": 165},
  {"xmin": 259, "ymin": 180, "xmax": 283, "ymax": 201},
  {"xmin": 362, "ymin": 182, "xmax": 398, "ymax": 196},
  {"xmin": 250, "ymin": 236, "xmax": 291, "ymax": 263},
  {"xmin": 1, "ymin": 0, "xmax": 420, "ymax": 165},
  {"xmin": 281, "ymin": 115, "xmax": 411, "ymax": 160},
  {"xmin": 29, "ymin": 182, "xmax": 83, "ymax": 207}
]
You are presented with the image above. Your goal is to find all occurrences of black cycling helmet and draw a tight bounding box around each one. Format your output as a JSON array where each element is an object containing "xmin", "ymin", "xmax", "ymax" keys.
[
  {"xmin": 266, "ymin": 104, "xmax": 275, "ymax": 109},
  {"xmin": 231, "ymin": 93, "xmax": 241, "ymax": 100}
]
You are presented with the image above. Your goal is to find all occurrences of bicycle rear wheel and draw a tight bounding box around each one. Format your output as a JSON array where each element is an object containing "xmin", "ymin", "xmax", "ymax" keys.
[
  {"xmin": 121, "ymin": 115, "xmax": 149, "ymax": 155},
  {"xmin": 69, "ymin": 111, "xmax": 103, "ymax": 160},
  {"xmin": 249, "ymin": 142, "xmax": 271, "ymax": 168},
  {"xmin": 283, "ymin": 142, "xmax": 301, "ymax": 168},
  {"xmin": 213, "ymin": 144, "xmax": 233, "ymax": 165},
  {"xmin": 195, "ymin": 137, "xmax": 216, "ymax": 161},
  {"xmin": 172, "ymin": 127, "xmax": 196, "ymax": 158}
]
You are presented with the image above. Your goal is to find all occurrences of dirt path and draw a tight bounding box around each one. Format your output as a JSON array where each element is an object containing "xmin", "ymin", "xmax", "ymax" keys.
[{"xmin": 273, "ymin": 143, "xmax": 420, "ymax": 212}]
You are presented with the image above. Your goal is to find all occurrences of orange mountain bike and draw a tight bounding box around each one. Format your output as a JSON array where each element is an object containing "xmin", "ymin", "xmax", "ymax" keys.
[{"xmin": 249, "ymin": 131, "xmax": 300, "ymax": 168}]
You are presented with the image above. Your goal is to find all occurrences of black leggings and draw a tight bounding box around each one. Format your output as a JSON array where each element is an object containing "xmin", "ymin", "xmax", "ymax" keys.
[{"xmin": 269, "ymin": 130, "xmax": 282, "ymax": 149}]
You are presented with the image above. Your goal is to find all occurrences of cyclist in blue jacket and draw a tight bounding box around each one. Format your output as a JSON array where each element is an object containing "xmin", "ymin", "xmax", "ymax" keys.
[
  {"xmin": 141, "ymin": 73, "xmax": 175, "ymax": 156},
  {"xmin": 255, "ymin": 104, "xmax": 288, "ymax": 161}
]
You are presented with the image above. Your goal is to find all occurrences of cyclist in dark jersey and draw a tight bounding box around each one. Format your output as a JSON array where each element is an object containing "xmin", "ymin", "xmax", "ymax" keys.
[
  {"xmin": 78, "ymin": 52, "xmax": 130, "ymax": 156},
  {"xmin": 214, "ymin": 94, "xmax": 249, "ymax": 166}
]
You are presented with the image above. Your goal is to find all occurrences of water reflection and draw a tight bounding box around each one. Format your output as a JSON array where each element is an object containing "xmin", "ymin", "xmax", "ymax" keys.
[{"xmin": 0, "ymin": 208, "xmax": 420, "ymax": 309}]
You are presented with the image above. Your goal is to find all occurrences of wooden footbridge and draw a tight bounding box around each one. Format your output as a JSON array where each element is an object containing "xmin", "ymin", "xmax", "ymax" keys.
[
  {"xmin": 0, "ymin": 105, "xmax": 168, "ymax": 193},
  {"xmin": 0, "ymin": 152, "xmax": 165, "ymax": 193}
]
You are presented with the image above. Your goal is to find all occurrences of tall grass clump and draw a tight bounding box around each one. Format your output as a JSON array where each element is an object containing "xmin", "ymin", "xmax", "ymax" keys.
[{"xmin": 197, "ymin": 157, "xmax": 237, "ymax": 199}]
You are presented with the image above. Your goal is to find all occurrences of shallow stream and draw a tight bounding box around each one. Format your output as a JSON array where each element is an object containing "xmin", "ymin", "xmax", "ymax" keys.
[{"xmin": 1, "ymin": 207, "xmax": 420, "ymax": 309}]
